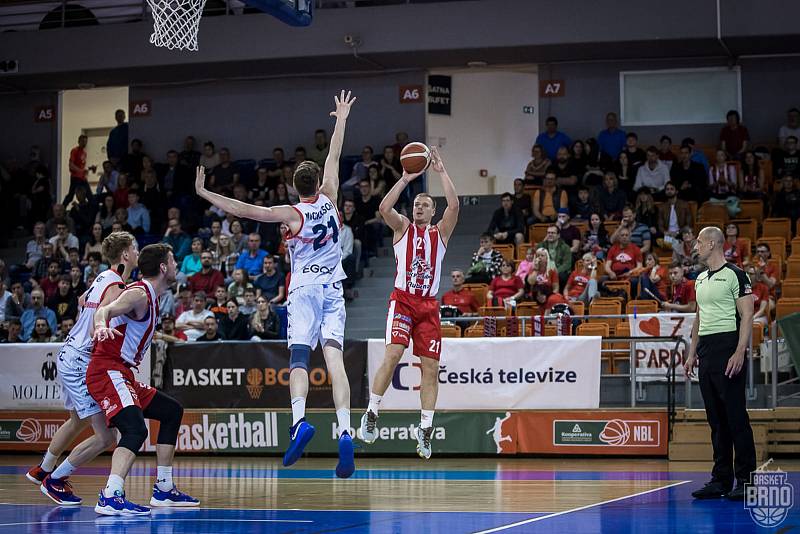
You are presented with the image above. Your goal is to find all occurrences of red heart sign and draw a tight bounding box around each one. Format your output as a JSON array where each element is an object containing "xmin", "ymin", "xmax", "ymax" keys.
[{"xmin": 639, "ymin": 317, "xmax": 661, "ymax": 337}]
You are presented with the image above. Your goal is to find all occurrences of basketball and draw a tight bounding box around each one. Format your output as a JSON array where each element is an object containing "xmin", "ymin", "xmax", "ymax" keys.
[{"xmin": 400, "ymin": 142, "xmax": 431, "ymax": 173}]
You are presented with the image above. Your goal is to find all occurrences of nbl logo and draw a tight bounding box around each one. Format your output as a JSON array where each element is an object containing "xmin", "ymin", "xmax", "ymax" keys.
[{"xmin": 745, "ymin": 459, "xmax": 794, "ymax": 527}]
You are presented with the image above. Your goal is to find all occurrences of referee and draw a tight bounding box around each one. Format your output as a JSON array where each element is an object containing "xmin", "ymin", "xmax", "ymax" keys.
[{"xmin": 685, "ymin": 227, "xmax": 756, "ymax": 501}]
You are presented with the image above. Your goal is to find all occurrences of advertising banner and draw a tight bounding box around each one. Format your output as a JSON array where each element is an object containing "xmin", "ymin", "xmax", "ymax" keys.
[
  {"xmin": 367, "ymin": 337, "xmax": 602, "ymax": 410},
  {"xmin": 628, "ymin": 313, "xmax": 695, "ymax": 381},
  {"xmin": 0, "ymin": 343, "xmax": 151, "ymax": 410},
  {"xmin": 162, "ymin": 341, "xmax": 368, "ymax": 409}
]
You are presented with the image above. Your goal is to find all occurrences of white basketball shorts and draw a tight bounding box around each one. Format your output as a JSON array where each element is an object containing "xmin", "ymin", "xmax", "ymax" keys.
[
  {"xmin": 57, "ymin": 344, "xmax": 101, "ymax": 420},
  {"xmin": 286, "ymin": 282, "xmax": 346, "ymax": 350}
]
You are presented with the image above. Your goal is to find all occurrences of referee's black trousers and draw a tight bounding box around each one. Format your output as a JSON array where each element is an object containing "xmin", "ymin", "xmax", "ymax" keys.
[{"xmin": 697, "ymin": 332, "xmax": 757, "ymax": 487}]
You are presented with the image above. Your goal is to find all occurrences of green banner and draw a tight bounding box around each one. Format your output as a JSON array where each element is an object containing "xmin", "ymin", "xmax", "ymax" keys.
[{"xmin": 553, "ymin": 420, "xmax": 608, "ymax": 445}]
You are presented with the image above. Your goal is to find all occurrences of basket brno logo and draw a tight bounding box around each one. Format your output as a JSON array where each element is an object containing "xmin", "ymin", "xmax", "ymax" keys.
[{"xmin": 745, "ymin": 459, "xmax": 794, "ymax": 528}]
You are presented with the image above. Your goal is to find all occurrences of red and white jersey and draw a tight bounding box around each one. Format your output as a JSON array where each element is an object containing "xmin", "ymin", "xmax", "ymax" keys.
[
  {"xmin": 392, "ymin": 223, "xmax": 446, "ymax": 298},
  {"xmin": 286, "ymin": 193, "xmax": 346, "ymax": 290},
  {"xmin": 92, "ymin": 279, "xmax": 159, "ymax": 367},
  {"xmin": 63, "ymin": 269, "xmax": 125, "ymax": 358}
]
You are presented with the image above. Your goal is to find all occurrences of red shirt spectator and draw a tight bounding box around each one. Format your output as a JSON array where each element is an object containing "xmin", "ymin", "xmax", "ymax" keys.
[
  {"xmin": 489, "ymin": 273, "xmax": 524, "ymax": 303},
  {"xmin": 533, "ymin": 292, "xmax": 569, "ymax": 315},
  {"xmin": 723, "ymin": 239, "xmax": 748, "ymax": 267},
  {"xmin": 607, "ymin": 242, "xmax": 643, "ymax": 276},
  {"xmin": 69, "ymin": 144, "xmax": 88, "ymax": 181},
  {"xmin": 752, "ymin": 281, "xmax": 770, "ymax": 312},
  {"xmin": 671, "ymin": 279, "xmax": 696, "ymax": 305},
  {"xmin": 189, "ymin": 253, "xmax": 225, "ymax": 295},
  {"xmin": 565, "ymin": 269, "xmax": 590, "ymax": 298},
  {"xmin": 441, "ymin": 288, "xmax": 480, "ymax": 316}
]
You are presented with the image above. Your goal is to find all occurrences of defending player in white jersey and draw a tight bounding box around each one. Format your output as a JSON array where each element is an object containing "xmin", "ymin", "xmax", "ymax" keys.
[
  {"xmin": 26, "ymin": 232, "xmax": 138, "ymax": 505},
  {"xmin": 359, "ymin": 147, "xmax": 459, "ymax": 459},
  {"xmin": 196, "ymin": 90, "xmax": 357, "ymax": 478}
]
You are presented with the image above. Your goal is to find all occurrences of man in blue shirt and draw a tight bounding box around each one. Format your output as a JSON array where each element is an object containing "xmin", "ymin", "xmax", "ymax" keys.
[
  {"xmin": 126, "ymin": 190, "xmax": 151, "ymax": 234},
  {"xmin": 236, "ymin": 233, "xmax": 268, "ymax": 277},
  {"xmin": 597, "ymin": 112, "xmax": 626, "ymax": 160},
  {"xmin": 163, "ymin": 218, "xmax": 192, "ymax": 263},
  {"xmin": 682, "ymin": 137, "xmax": 710, "ymax": 171},
  {"xmin": 20, "ymin": 289, "xmax": 57, "ymax": 341},
  {"xmin": 106, "ymin": 109, "xmax": 128, "ymax": 165},
  {"xmin": 535, "ymin": 116, "xmax": 572, "ymax": 161}
]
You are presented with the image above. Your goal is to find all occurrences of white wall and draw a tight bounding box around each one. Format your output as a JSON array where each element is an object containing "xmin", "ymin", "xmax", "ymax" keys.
[
  {"xmin": 58, "ymin": 87, "xmax": 128, "ymax": 199},
  {"xmin": 425, "ymin": 68, "xmax": 538, "ymax": 197}
]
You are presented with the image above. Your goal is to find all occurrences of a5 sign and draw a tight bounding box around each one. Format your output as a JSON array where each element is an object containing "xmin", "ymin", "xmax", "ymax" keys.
[{"xmin": 34, "ymin": 105, "xmax": 55, "ymax": 123}]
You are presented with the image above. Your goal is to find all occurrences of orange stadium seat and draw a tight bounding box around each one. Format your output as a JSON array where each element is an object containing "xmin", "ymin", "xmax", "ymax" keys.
[
  {"xmin": 699, "ymin": 202, "xmax": 729, "ymax": 223},
  {"xmin": 528, "ymin": 224, "xmax": 550, "ymax": 244},
  {"xmin": 589, "ymin": 301, "xmax": 622, "ymax": 329},
  {"xmin": 776, "ymin": 298, "xmax": 800, "ymax": 320},
  {"xmin": 604, "ymin": 280, "xmax": 631, "ymax": 300},
  {"xmin": 515, "ymin": 243, "xmax": 533, "ymax": 260},
  {"xmin": 493, "ymin": 244, "xmax": 515, "ymax": 262},
  {"xmin": 791, "ymin": 237, "xmax": 800, "ymax": 258},
  {"xmin": 463, "ymin": 284, "xmax": 488, "ymax": 308},
  {"xmin": 626, "ymin": 300, "xmax": 659, "ymax": 315},
  {"xmin": 695, "ymin": 220, "xmax": 725, "ymax": 235},
  {"xmin": 737, "ymin": 200, "xmax": 764, "ymax": 224},
  {"xmin": 762, "ymin": 218, "xmax": 793, "ymax": 241},
  {"xmin": 514, "ymin": 302, "xmax": 539, "ymax": 317},
  {"xmin": 440, "ymin": 324, "xmax": 462, "ymax": 338},
  {"xmin": 786, "ymin": 260, "xmax": 800, "ymax": 281},
  {"xmin": 464, "ymin": 325, "xmax": 485, "ymax": 338},
  {"xmin": 781, "ymin": 280, "xmax": 800, "ymax": 299},
  {"xmin": 611, "ymin": 322, "xmax": 632, "ymax": 374},
  {"xmin": 730, "ymin": 218, "xmax": 757, "ymax": 243}
]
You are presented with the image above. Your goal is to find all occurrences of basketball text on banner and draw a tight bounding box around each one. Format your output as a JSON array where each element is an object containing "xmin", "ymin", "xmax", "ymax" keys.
[
  {"xmin": 0, "ymin": 343, "xmax": 151, "ymax": 410},
  {"xmin": 628, "ymin": 312, "xmax": 696, "ymax": 382},
  {"xmin": 367, "ymin": 337, "xmax": 602, "ymax": 410}
]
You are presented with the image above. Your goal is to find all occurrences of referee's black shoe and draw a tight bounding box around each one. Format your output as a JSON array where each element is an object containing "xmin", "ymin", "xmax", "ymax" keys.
[
  {"xmin": 726, "ymin": 484, "xmax": 746, "ymax": 501},
  {"xmin": 692, "ymin": 480, "xmax": 731, "ymax": 499}
]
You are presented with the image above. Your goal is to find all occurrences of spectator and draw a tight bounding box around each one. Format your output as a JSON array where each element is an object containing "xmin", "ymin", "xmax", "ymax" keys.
[
  {"xmin": 525, "ymin": 247, "xmax": 560, "ymax": 294},
  {"xmin": 773, "ymin": 136, "xmax": 800, "ymax": 179},
  {"xmin": 661, "ymin": 264, "xmax": 697, "ymax": 313},
  {"xmin": 556, "ymin": 209, "xmax": 581, "ymax": 255},
  {"xmin": 623, "ymin": 132, "xmax": 647, "ymax": 169},
  {"xmin": 582, "ymin": 213, "xmax": 610, "ymax": 259},
  {"xmin": 672, "ymin": 226, "xmax": 702, "ymax": 279},
  {"xmin": 28, "ymin": 318, "xmax": 56, "ymax": 343},
  {"xmin": 249, "ymin": 167, "xmax": 274, "ymax": 204},
  {"xmin": 160, "ymin": 149, "xmax": 195, "ymax": 206},
  {"xmin": 228, "ymin": 219, "xmax": 248, "ymax": 252},
  {"xmin": 708, "ymin": 149, "xmax": 737, "ymax": 200},
  {"xmin": 219, "ymin": 299, "xmax": 250, "ymax": 340},
  {"xmin": 199, "ymin": 141, "xmax": 220, "ymax": 171},
  {"xmin": 0, "ymin": 280, "xmax": 9, "ymax": 321},
  {"xmin": 28, "ymin": 163, "xmax": 52, "ymax": 227},
  {"xmin": 487, "ymin": 259, "xmax": 524, "ymax": 307},
  {"xmin": 528, "ymin": 284, "xmax": 569, "ymax": 315},
  {"xmin": 213, "ymin": 234, "xmax": 239, "ymax": 282},
  {"xmin": 49, "ymin": 220, "xmax": 79, "ymax": 259},
  {"xmin": 67, "ymin": 186, "xmax": 95, "ymax": 238},
  {"xmin": 179, "ymin": 136, "xmax": 201, "ymax": 170},
  {"xmin": 23, "ymin": 222, "xmax": 48, "ymax": 271},
  {"xmin": 515, "ymin": 246, "xmax": 535, "ymax": 282},
  {"xmin": 64, "ymin": 134, "xmax": 94, "ymax": 206},
  {"xmin": 367, "ymin": 164, "xmax": 387, "ymax": 197},
  {"xmin": 339, "ymin": 223, "xmax": 358, "ymax": 295},
  {"xmin": 535, "ymin": 116, "xmax": 572, "ymax": 161},
  {"xmin": 379, "ymin": 146, "xmax": 403, "ymax": 190},
  {"xmin": 723, "ymin": 223, "xmax": 749, "ymax": 267},
  {"xmin": 47, "ymin": 274, "xmax": 77, "ymax": 322},
  {"xmin": 21, "ymin": 289, "xmax": 57, "ymax": 341},
  {"xmin": 235, "ymin": 233, "xmax": 268, "ymax": 277},
  {"xmin": 604, "ymin": 227, "xmax": 643, "ymax": 290},
  {"xmin": 156, "ymin": 314, "xmax": 187, "ymax": 343},
  {"xmin": 512, "ymin": 178, "xmax": 532, "ymax": 223},
  {"xmin": 249, "ymin": 296, "xmax": 281, "ymax": 340},
  {"xmin": 113, "ymin": 174, "xmax": 131, "ymax": 209},
  {"xmin": 197, "ymin": 315, "xmax": 223, "ymax": 341},
  {"xmin": 657, "ymin": 181, "xmax": 693, "ymax": 247},
  {"xmin": 658, "ymin": 135, "xmax": 676, "ymax": 168},
  {"xmin": 240, "ymin": 287, "xmax": 257, "ymax": 316},
  {"xmin": 95, "ymin": 161, "xmax": 119, "ymax": 196},
  {"xmin": 637, "ymin": 252, "xmax": 668, "ymax": 301},
  {"xmin": 46, "ymin": 203, "xmax": 75, "ymax": 237},
  {"xmin": 778, "ymin": 108, "xmax": 800, "ymax": 146},
  {"xmin": 535, "ymin": 226, "xmax": 572, "ymax": 285},
  {"xmin": 487, "ymin": 193, "xmax": 525, "ymax": 245},
  {"xmin": 738, "ymin": 151, "xmax": 765, "ymax": 200},
  {"xmin": 564, "ymin": 252, "xmax": 599, "ymax": 305},
  {"xmin": 228, "ymin": 268, "xmax": 254, "ymax": 305},
  {"xmin": 188, "ymin": 251, "xmax": 225, "ymax": 295},
  {"xmin": 466, "ymin": 233, "xmax": 504, "ymax": 284},
  {"xmin": 176, "ymin": 291, "xmax": 214, "ymax": 342},
  {"xmin": 342, "ymin": 198, "xmax": 365, "ymax": 242},
  {"xmin": 634, "ymin": 188, "xmax": 659, "ymax": 238},
  {"xmin": 1, "ymin": 319, "xmax": 23, "ymax": 343},
  {"xmin": 39, "ymin": 261, "xmax": 62, "ymax": 300},
  {"xmin": 55, "ymin": 317, "xmax": 75, "ymax": 342},
  {"xmin": 273, "ymin": 181, "xmax": 295, "ymax": 207},
  {"xmin": 180, "ymin": 238, "xmax": 204, "ymax": 279},
  {"xmin": 140, "ymin": 169, "xmax": 165, "ymax": 232},
  {"xmin": 597, "ymin": 112, "xmax": 627, "ymax": 161},
  {"xmin": 524, "ymin": 144, "xmax": 551, "ymax": 185},
  {"xmin": 348, "ymin": 145, "xmax": 376, "ymax": 190},
  {"xmin": 549, "ymin": 146, "xmax": 579, "ymax": 198},
  {"xmin": 5, "ymin": 281, "xmax": 30, "ymax": 321},
  {"xmin": 746, "ymin": 264, "xmax": 772, "ymax": 327},
  {"xmin": 32, "ymin": 242, "xmax": 61, "ymax": 281},
  {"xmin": 681, "ymin": 137, "xmax": 710, "ymax": 171},
  {"xmin": 97, "ymin": 195, "xmax": 117, "ymax": 230},
  {"xmin": 634, "ymin": 146, "xmax": 670, "ymax": 193},
  {"xmin": 614, "ymin": 151, "xmax": 636, "ymax": 198},
  {"xmin": 83, "ymin": 223, "xmax": 104, "ymax": 263},
  {"xmin": 597, "ymin": 172, "xmax": 627, "ymax": 221},
  {"xmin": 772, "ymin": 174, "xmax": 800, "ymax": 226},
  {"xmin": 174, "ymin": 285, "xmax": 193, "ymax": 317},
  {"xmin": 120, "ymin": 138, "xmax": 146, "ymax": 181},
  {"xmin": 719, "ymin": 110, "xmax": 750, "ymax": 158},
  {"xmin": 83, "ymin": 252, "xmax": 106, "ymax": 283},
  {"xmin": 159, "ymin": 284, "xmax": 176, "ymax": 320},
  {"xmin": 611, "ymin": 205, "xmax": 652, "ymax": 255},
  {"xmin": 752, "ymin": 243, "xmax": 779, "ymax": 294},
  {"xmin": 69, "ymin": 266, "xmax": 86, "ymax": 296},
  {"xmin": 570, "ymin": 185, "xmax": 593, "ymax": 222},
  {"xmin": 532, "ymin": 170, "xmax": 568, "ymax": 223},
  {"xmin": 441, "ymin": 269, "xmax": 480, "ymax": 316},
  {"xmin": 126, "ymin": 190, "xmax": 151, "ymax": 235},
  {"xmin": 354, "ymin": 179, "xmax": 383, "ymax": 259},
  {"xmin": 308, "ymin": 129, "xmax": 330, "ymax": 166},
  {"xmin": 106, "ymin": 109, "xmax": 128, "ymax": 165},
  {"xmin": 163, "ymin": 218, "xmax": 193, "ymax": 263},
  {"xmin": 671, "ymin": 144, "xmax": 709, "ymax": 204},
  {"xmin": 209, "ymin": 147, "xmax": 239, "ymax": 195},
  {"xmin": 294, "ymin": 146, "xmax": 308, "ymax": 163},
  {"xmin": 267, "ymin": 147, "xmax": 287, "ymax": 182},
  {"xmin": 392, "ymin": 131, "xmax": 410, "ymax": 155}
]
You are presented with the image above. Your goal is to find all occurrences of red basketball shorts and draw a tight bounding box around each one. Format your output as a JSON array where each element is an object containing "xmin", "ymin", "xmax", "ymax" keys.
[
  {"xmin": 385, "ymin": 289, "xmax": 442, "ymax": 360},
  {"xmin": 86, "ymin": 356, "xmax": 156, "ymax": 424}
]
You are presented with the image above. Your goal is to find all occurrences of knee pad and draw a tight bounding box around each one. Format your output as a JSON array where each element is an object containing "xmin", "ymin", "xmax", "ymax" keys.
[
  {"xmin": 143, "ymin": 392, "xmax": 184, "ymax": 445},
  {"xmin": 112, "ymin": 406, "xmax": 148, "ymax": 453},
  {"xmin": 323, "ymin": 339, "xmax": 342, "ymax": 351},
  {"xmin": 289, "ymin": 344, "xmax": 311, "ymax": 371}
]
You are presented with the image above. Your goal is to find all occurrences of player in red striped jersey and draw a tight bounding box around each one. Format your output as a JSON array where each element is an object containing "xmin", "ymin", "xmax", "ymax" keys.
[{"xmin": 359, "ymin": 147, "xmax": 459, "ymax": 459}]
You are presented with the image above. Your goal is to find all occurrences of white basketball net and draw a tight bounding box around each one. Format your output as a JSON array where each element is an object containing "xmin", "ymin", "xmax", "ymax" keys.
[{"xmin": 147, "ymin": 0, "xmax": 208, "ymax": 51}]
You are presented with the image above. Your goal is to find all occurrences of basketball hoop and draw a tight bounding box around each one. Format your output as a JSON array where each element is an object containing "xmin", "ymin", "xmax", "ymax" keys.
[{"xmin": 147, "ymin": 0, "xmax": 208, "ymax": 51}]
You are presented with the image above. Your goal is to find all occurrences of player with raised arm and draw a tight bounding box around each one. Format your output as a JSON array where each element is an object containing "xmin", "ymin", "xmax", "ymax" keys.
[
  {"xmin": 195, "ymin": 91, "xmax": 358, "ymax": 478},
  {"xmin": 26, "ymin": 232, "xmax": 138, "ymax": 506},
  {"xmin": 359, "ymin": 146, "xmax": 459, "ymax": 459},
  {"xmin": 87, "ymin": 243, "xmax": 199, "ymax": 515}
]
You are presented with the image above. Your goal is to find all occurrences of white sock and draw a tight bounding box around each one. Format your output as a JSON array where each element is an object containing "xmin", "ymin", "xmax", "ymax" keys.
[
  {"xmin": 336, "ymin": 408, "xmax": 351, "ymax": 437},
  {"xmin": 51, "ymin": 459, "xmax": 76, "ymax": 480},
  {"xmin": 41, "ymin": 450, "xmax": 58, "ymax": 472},
  {"xmin": 104, "ymin": 474, "xmax": 125, "ymax": 498},
  {"xmin": 420, "ymin": 410, "xmax": 435, "ymax": 429},
  {"xmin": 291, "ymin": 397, "xmax": 306, "ymax": 426},
  {"xmin": 156, "ymin": 465, "xmax": 173, "ymax": 491},
  {"xmin": 367, "ymin": 393, "xmax": 383, "ymax": 416}
]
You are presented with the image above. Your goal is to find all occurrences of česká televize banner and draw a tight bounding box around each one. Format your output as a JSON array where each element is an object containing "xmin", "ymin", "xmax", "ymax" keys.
[
  {"xmin": 0, "ymin": 343, "xmax": 151, "ymax": 410},
  {"xmin": 367, "ymin": 337, "xmax": 602, "ymax": 410},
  {"xmin": 628, "ymin": 313, "xmax": 696, "ymax": 382},
  {"xmin": 162, "ymin": 340, "xmax": 368, "ymax": 409}
]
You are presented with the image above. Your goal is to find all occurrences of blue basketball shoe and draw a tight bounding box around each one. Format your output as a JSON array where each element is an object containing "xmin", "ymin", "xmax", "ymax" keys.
[
  {"xmin": 150, "ymin": 484, "xmax": 200, "ymax": 507},
  {"xmin": 94, "ymin": 490, "xmax": 150, "ymax": 516},
  {"xmin": 282, "ymin": 418, "xmax": 315, "ymax": 467},
  {"xmin": 335, "ymin": 430, "xmax": 355, "ymax": 479}
]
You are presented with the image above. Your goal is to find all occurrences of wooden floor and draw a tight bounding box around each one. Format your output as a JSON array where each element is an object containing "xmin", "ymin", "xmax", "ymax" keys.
[{"xmin": 0, "ymin": 455, "xmax": 798, "ymax": 532}]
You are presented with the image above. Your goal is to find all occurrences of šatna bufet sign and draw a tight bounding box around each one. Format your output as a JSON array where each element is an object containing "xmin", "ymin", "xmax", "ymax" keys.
[
  {"xmin": 0, "ymin": 343, "xmax": 151, "ymax": 410},
  {"xmin": 367, "ymin": 337, "xmax": 601, "ymax": 410}
]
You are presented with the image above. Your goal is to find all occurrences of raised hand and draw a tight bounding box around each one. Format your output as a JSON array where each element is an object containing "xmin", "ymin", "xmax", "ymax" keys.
[
  {"xmin": 430, "ymin": 146, "xmax": 445, "ymax": 173},
  {"xmin": 195, "ymin": 166, "xmax": 206, "ymax": 194},
  {"xmin": 330, "ymin": 90, "xmax": 357, "ymax": 120},
  {"xmin": 92, "ymin": 325, "xmax": 122, "ymax": 343},
  {"xmin": 401, "ymin": 170, "xmax": 424, "ymax": 183}
]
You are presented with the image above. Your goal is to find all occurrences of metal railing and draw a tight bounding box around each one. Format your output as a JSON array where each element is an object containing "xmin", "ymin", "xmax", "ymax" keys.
[{"xmin": 769, "ymin": 319, "xmax": 797, "ymax": 408}]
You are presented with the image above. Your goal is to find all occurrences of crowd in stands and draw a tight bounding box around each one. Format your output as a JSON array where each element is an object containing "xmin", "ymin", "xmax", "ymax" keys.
[
  {"xmin": 0, "ymin": 107, "xmax": 416, "ymax": 343},
  {"xmin": 440, "ymin": 108, "xmax": 800, "ymax": 332}
]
